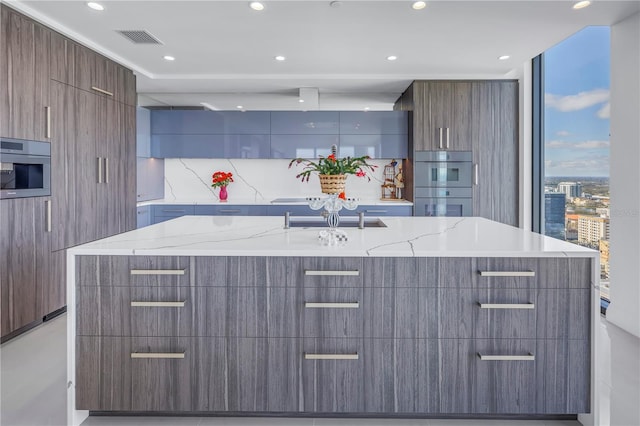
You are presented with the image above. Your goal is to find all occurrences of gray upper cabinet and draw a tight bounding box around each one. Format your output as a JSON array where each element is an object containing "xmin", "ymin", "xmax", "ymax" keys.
[
  {"xmin": 151, "ymin": 110, "xmax": 270, "ymax": 135},
  {"xmin": 339, "ymin": 111, "xmax": 407, "ymax": 134},
  {"xmin": 271, "ymin": 111, "xmax": 339, "ymax": 134},
  {"xmin": 137, "ymin": 107, "xmax": 151, "ymax": 157},
  {"xmin": 270, "ymin": 134, "xmax": 338, "ymax": 159},
  {"xmin": 151, "ymin": 134, "xmax": 270, "ymax": 158},
  {"xmin": 339, "ymin": 134, "xmax": 407, "ymax": 159}
]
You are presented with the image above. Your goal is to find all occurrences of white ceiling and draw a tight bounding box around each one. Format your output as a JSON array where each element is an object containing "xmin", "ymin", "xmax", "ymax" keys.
[{"xmin": 8, "ymin": 0, "xmax": 640, "ymax": 110}]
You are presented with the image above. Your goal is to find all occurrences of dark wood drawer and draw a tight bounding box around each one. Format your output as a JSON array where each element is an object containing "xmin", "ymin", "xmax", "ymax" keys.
[
  {"xmin": 301, "ymin": 258, "xmax": 363, "ymax": 287},
  {"xmin": 302, "ymin": 287, "xmax": 364, "ymax": 338},
  {"xmin": 76, "ymin": 255, "xmax": 192, "ymax": 287},
  {"xmin": 77, "ymin": 286, "xmax": 226, "ymax": 337}
]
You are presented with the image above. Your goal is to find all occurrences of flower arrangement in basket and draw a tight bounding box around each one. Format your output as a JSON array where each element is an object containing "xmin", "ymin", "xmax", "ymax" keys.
[{"xmin": 288, "ymin": 148, "xmax": 377, "ymax": 194}]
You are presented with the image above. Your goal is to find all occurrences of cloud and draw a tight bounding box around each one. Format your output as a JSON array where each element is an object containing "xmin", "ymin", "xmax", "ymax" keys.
[
  {"xmin": 545, "ymin": 156, "xmax": 609, "ymax": 175},
  {"xmin": 597, "ymin": 102, "xmax": 610, "ymax": 119},
  {"xmin": 546, "ymin": 140, "xmax": 609, "ymax": 149},
  {"xmin": 545, "ymin": 89, "xmax": 609, "ymax": 112},
  {"xmin": 556, "ymin": 130, "xmax": 570, "ymax": 137}
]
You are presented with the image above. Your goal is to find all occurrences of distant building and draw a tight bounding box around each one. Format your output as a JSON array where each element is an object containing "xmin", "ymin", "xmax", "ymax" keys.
[
  {"xmin": 600, "ymin": 239, "xmax": 610, "ymax": 279},
  {"xmin": 578, "ymin": 215, "xmax": 610, "ymax": 246},
  {"xmin": 545, "ymin": 192, "xmax": 566, "ymax": 240},
  {"xmin": 557, "ymin": 182, "xmax": 583, "ymax": 199},
  {"xmin": 596, "ymin": 207, "xmax": 610, "ymax": 218},
  {"xmin": 566, "ymin": 213, "xmax": 580, "ymax": 241}
]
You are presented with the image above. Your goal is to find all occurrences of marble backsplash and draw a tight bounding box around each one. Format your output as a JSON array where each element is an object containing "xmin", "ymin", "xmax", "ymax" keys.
[{"xmin": 164, "ymin": 158, "xmax": 400, "ymax": 202}]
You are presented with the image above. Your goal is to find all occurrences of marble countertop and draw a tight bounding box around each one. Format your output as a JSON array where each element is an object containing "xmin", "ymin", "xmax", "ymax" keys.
[
  {"xmin": 68, "ymin": 215, "xmax": 597, "ymax": 258},
  {"xmin": 137, "ymin": 198, "xmax": 413, "ymax": 206}
]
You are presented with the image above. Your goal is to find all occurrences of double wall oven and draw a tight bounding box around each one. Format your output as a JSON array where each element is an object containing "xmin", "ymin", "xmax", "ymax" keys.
[
  {"xmin": 0, "ymin": 137, "xmax": 51, "ymax": 199},
  {"xmin": 414, "ymin": 151, "xmax": 473, "ymax": 217}
]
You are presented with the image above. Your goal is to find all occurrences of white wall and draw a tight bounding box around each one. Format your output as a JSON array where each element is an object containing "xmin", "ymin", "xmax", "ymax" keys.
[{"xmin": 607, "ymin": 11, "xmax": 640, "ymax": 338}]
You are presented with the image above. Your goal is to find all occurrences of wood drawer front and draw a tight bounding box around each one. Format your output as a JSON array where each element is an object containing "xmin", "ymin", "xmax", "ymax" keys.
[
  {"xmin": 76, "ymin": 336, "xmax": 228, "ymax": 412},
  {"xmin": 440, "ymin": 288, "xmax": 537, "ymax": 339},
  {"xmin": 302, "ymin": 258, "xmax": 363, "ymax": 288},
  {"xmin": 475, "ymin": 258, "xmax": 540, "ymax": 289},
  {"xmin": 77, "ymin": 286, "xmax": 226, "ymax": 337},
  {"xmin": 77, "ymin": 256, "xmax": 191, "ymax": 287},
  {"xmin": 536, "ymin": 289, "xmax": 590, "ymax": 339},
  {"xmin": 302, "ymin": 288, "xmax": 364, "ymax": 338},
  {"xmin": 301, "ymin": 338, "xmax": 364, "ymax": 413},
  {"xmin": 363, "ymin": 257, "xmax": 438, "ymax": 288},
  {"xmin": 225, "ymin": 257, "xmax": 298, "ymax": 287},
  {"xmin": 226, "ymin": 287, "xmax": 301, "ymax": 338}
]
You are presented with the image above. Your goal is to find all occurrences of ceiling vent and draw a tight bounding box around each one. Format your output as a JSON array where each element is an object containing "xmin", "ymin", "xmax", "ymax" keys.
[{"xmin": 116, "ymin": 30, "xmax": 163, "ymax": 45}]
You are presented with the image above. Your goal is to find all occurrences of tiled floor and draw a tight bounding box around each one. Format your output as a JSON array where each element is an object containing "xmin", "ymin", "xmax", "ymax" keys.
[{"xmin": 1, "ymin": 314, "xmax": 638, "ymax": 426}]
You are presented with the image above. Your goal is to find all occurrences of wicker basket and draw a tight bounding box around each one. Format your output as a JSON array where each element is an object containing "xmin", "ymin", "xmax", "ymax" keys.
[{"xmin": 319, "ymin": 174, "xmax": 347, "ymax": 194}]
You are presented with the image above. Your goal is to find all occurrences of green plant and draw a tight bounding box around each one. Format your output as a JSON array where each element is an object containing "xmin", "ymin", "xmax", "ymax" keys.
[{"xmin": 288, "ymin": 153, "xmax": 377, "ymax": 182}]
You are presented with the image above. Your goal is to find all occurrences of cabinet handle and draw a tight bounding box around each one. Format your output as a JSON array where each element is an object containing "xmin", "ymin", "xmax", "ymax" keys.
[
  {"xmin": 104, "ymin": 157, "xmax": 109, "ymax": 184},
  {"xmin": 305, "ymin": 270, "xmax": 360, "ymax": 276},
  {"xmin": 477, "ymin": 353, "xmax": 535, "ymax": 361},
  {"xmin": 473, "ymin": 163, "xmax": 479, "ymax": 185},
  {"xmin": 478, "ymin": 302, "xmax": 535, "ymax": 309},
  {"xmin": 305, "ymin": 353, "xmax": 359, "ymax": 360},
  {"xmin": 131, "ymin": 352, "xmax": 185, "ymax": 359},
  {"xmin": 478, "ymin": 271, "xmax": 535, "ymax": 277},
  {"xmin": 364, "ymin": 210, "xmax": 387, "ymax": 214},
  {"xmin": 305, "ymin": 302, "xmax": 359, "ymax": 309},
  {"xmin": 97, "ymin": 157, "xmax": 103, "ymax": 183},
  {"xmin": 446, "ymin": 127, "xmax": 450, "ymax": 149},
  {"xmin": 219, "ymin": 209, "xmax": 241, "ymax": 213},
  {"xmin": 91, "ymin": 86, "xmax": 114, "ymax": 97},
  {"xmin": 162, "ymin": 209, "xmax": 186, "ymax": 213},
  {"xmin": 439, "ymin": 127, "xmax": 443, "ymax": 149},
  {"xmin": 137, "ymin": 210, "xmax": 148, "ymax": 215},
  {"xmin": 45, "ymin": 200, "xmax": 52, "ymax": 232},
  {"xmin": 130, "ymin": 269, "xmax": 186, "ymax": 276},
  {"xmin": 45, "ymin": 106, "xmax": 51, "ymax": 138},
  {"xmin": 131, "ymin": 301, "xmax": 186, "ymax": 308}
]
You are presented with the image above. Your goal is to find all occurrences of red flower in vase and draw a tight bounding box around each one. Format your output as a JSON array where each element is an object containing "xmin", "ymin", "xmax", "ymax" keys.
[{"xmin": 211, "ymin": 171, "xmax": 234, "ymax": 188}]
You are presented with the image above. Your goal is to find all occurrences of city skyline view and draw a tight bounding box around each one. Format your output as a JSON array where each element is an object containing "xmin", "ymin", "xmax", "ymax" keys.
[{"xmin": 544, "ymin": 26, "xmax": 611, "ymax": 178}]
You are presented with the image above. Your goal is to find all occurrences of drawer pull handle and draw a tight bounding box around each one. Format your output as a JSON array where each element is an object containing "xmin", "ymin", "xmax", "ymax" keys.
[
  {"xmin": 305, "ymin": 270, "xmax": 360, "ymax": 276},
  {"xmin": 478, "ymin": 271, "xmax": 535, "ymax": 277},
  {"xmin": 364, "ymin": 210, "xmax": 387, "ymax": 214},
  {"xmin": 131, "ymin": 301, "xmax": 186, "ymax": 308},
  {"xmin": 305, "ymin": 302, "xmax": 359, "ymax": 309},
  {"xmin": 478, "ymin": 353, "xmax": 535, "ymax": 361},
  {"xmin": 161, "ymin": 209, "xmax": 186, "ymax": 213},
  {"xmin": 478, "ymin": 303, "xmax": 535, "ymax": 310},
  {"xmin": 91, "ymin": 86, "xmax": 114, "ymax": 97},
  {"xmin": 131, "ymin": 352, "xmax": 185, "ymax": 359},
  {"xmin": 130, "ymin": 269, "xmax": 186, "ymax": 276},
  {"xmin": 305, "ymin": 353, "xmax": 359, "ymax": 360},
  {"xmin": 219, "ymin": 209, "xmax": 241, "ymax": 213}
]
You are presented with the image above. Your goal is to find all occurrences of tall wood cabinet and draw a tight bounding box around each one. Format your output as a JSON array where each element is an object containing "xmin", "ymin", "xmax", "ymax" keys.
[
  {"xmin": 395, "ymin": 80, "xmax": 519, "ymax": 226},
  {"xmin": 0, "ymin": 4, "xmax": 137, "ymax": 340}
]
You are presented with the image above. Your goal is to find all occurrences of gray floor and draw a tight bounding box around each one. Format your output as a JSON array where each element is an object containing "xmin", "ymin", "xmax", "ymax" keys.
[{"xmin": 1, "ymin": 314, "xmax": 638, "ymax": 426}]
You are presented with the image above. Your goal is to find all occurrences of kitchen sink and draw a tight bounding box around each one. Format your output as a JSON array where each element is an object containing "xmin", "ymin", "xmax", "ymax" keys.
[{"xmin": 287, "ymin": 217, "xmax": 387, "ymax": 228}]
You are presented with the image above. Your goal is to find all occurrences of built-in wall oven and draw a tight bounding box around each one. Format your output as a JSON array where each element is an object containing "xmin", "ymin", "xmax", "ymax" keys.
[
  {"xmin": 414, "ymin": 151, "xmax": 473, "ymax": 217},
  {"xmin": 0, "ymin": 137, "xmax": 51, "ymax": 199}
]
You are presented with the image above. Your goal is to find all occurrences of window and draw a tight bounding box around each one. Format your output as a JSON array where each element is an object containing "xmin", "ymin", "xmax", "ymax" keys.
[{"xmin": 534, "ymin": 26, "xmax": 611, "ymax": 307}]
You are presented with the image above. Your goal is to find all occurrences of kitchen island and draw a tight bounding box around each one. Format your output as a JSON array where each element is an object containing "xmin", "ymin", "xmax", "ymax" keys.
[{"xmin": 66, "ymin": 216, "xmax": 600, "ymax": 425}]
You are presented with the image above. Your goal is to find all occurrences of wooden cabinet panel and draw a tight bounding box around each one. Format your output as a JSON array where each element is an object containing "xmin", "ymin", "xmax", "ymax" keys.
[
  {"xmin": 0, "ymin": 198, "xmax": 40, "ymax": 335},
  {"xmin": 472, "ymin": 81, "xmax": 518, "ymax": 225},
  {"xmin": 76, "ymin": 255, "xmax": 191, "ymax": 287},
  {"xmin": 0, "ymin": 6, "xmax": 50, "ymax": 141},
  {"xmin": 226, "ymin": 286, "xmax": 300, "ymax": 337},
  {"xmin": 302, "ymin": 287, "xmax": 363, "ymax": 338},
  {"xmin": 49, "ymin": 32, "xmax": 74, "ymax": 84},
  {"xmin": 301, "ymin": 258, "xmax": 363, "ymax": 287},
  {"xmin": 301, "ymin": 338, "xmax": 364, "ymax": 412}
]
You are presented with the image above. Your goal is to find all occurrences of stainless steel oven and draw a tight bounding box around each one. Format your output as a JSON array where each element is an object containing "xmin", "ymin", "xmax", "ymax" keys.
[
  {"xmin": 0, "ymin": 138, "xmax": 51, "ymax": 199},
  {"xmin": 413, "ymin": 151, "xmax": 473, "ymax": 217}
]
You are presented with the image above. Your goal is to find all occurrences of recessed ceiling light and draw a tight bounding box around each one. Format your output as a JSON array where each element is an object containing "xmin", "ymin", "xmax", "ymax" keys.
[
  {"xmin": 299, "ymin": 99, "xmax": 305, "ymax": 103},
  {"xmin": 249, "ymin": 2, "xmax": 265, "ymax": 11},
  {"xmin": 87, "ymin": 2, "xmax": 104, "ymax": 11},
  {"xmin": 163, "ymin": 55, "xmax": 175, "ymax": 61},
  {"xmin": 387, "ymin": 55, "xmax": 398, "ymax": 61},
  {"xmin": 274, "ymin": 55, "xmax": 286, "ymax": 61},
  {"xmin": 412, "ymin": 1, "xmax": 427, "ymax": 10},
  {"xmin": 364, "ymin": 107, "xmax": 370, "ymax": 111},
  {"xmin": 573, "ymin": 1, "xmax": 591, "ymax": 9},
  {"xmin": 330, "ymin": 1, "xmax": 342, "ymax": 8},
  {"xmin": 498, "ymin": 55, "xmax": 510, "ymax": 60},
  {"xmin": 236, "ymin": 105, "xmax": 243, "ymax": 109}
]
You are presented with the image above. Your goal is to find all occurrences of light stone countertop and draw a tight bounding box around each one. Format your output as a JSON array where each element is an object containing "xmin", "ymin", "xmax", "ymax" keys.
[
  {"xmin": 68, "ymin": 215, "xmax": 596, "ymax": 258},
  {"xmin": 136, "ymin": 198, "xmax": 413, "ymax": 206}
]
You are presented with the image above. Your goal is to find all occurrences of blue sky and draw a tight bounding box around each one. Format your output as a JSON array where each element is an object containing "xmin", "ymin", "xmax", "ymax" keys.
[{"xmin": 544, "ymin": 26, "xmax": 610, "ymax": 177}]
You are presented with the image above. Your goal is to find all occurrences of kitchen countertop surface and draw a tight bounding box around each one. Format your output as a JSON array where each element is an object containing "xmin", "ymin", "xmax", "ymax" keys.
[
  {"xmin": 68, "ymin": 215, "xmax": 596, "ymax": 258},
  {"xmin": 137, "ymin": 197, "xmax": 414, "ymax": 206}
]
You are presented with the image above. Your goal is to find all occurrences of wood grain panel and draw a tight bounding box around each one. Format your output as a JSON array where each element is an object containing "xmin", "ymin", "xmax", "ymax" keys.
[
  {"xmin": 475, "ymin": 257, "xmax": 539, "ymax": 289},
  {"xmin": 227, "ymin": 337, "xmax": 268, "ymax": 411},
  {"xmin": 301, "ymin": 257, "xmax": 363, "ymax": 288},
  {"xmin": 76, "ymin": 255, "xmax": 191, "ymax": 287},
  {"xmin": 302, "ymin": 287, "xmax": 363, "ymax": 338},
  {"xmin": 50, "ymin": 31, "xmax": 75, "ymax": 84},
  {"xmin": 536, "ymin": 289, "xmax": 590, "ymax": 340},
  {"xmin": 301, "ymin": 337, "xmax": 364, "ymax": 412}
]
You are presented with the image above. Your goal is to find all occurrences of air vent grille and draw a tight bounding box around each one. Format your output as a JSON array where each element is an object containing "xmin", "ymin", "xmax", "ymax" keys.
[{"xmin": 116, "ymin": 30, "xmax": 163, "ymax": 45}]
